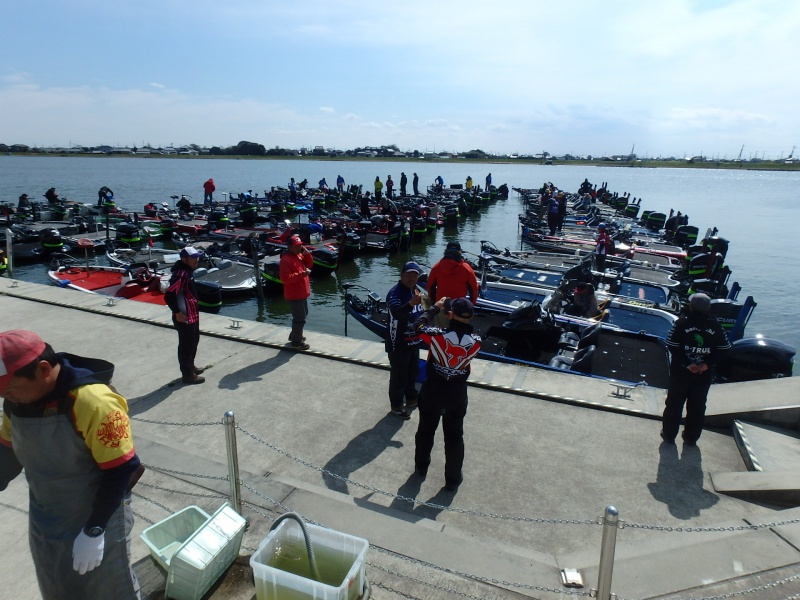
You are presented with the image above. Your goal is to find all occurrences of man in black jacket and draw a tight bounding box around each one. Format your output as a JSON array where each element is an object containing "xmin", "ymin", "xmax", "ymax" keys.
[{"xmin": 661, "ymin": 293, "xmax": 730, "ymax": 446}]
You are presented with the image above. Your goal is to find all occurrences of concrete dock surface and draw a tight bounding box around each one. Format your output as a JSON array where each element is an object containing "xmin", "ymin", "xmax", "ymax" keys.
[{"xmin": 1, "ymin": 279, "xmax": 799, "ymax": 600}]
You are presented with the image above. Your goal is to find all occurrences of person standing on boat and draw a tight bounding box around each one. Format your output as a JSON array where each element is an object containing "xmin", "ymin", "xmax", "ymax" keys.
[
  {"xmin": 336, "ymin": 175, "xmax": 345, "ymax": 193},
  {"xmin": 485, "ymin": 173, "xmax": 492, "ymax": 191},
  {"xmin": 412, "ymin": 173, "xmax": 420, "ymax": 196},
  {"xmin": 556, "ymin": 191, "xmax": 567, "ymax": 233},
  {"xmin": 280, "ymin": 235, "xmax": 314, "ymax": 350},
  {"xmin": 661, "ymin": 293, "xmax": 730, "ymax": 446},
  {"xmin": 413, "ymin": 297, "xmax": 481, "ymax": 491},
  {"xmin": 400, "ymin": 172, "xmax": 408, "ymax": 197},
  {"xmin": 435, "ymin": 175, "xmax": 444, "ymax": 191},
  {"xmin": 593, "ymin": 223, "xmax": 612, "ymax": 273},
  {"xmin": 202, "ymin": 178, "xmax": 215, "ymax": 206},
  {"xmin": 385, "ymin": 262, "xmax": 425, "ymax": 420},
  {"xmin": 96, "ymin": 186, "xmax": 114, "ymax": 208},
  {"xmin": 318, "ymin": 177, "xmax": 329, "ymax": 191},
  {"xmin": 165, "ymin": 246, "xmax": 205, "ymax": 384},
  {"xmin": 374, "ymin": 176, "xmax": 383, "ymax": 200},
  {"xmin": 426, "ymin": 241, "xmax": 478, "ymax": 327},
  {"xmin": 546, "ymin": 194, "xmax": 561, "ymax": 236},
  {"xmin": 386, "ymin": 175, "xmax": 394, "ymax": 199},
  {"xmin": 289, "ymin": 178, "xmax": 298, "ymax": 204},
  {"xmin": 0, "ymin": 330, "xmax": 143, "ymax": 599},
  {"xmin": 44, "ymin": 187, "xmax": 60, "ymax": 205},
  {"xmin": 465, "ymin": 176, "xmax": 473, "ymax": 190}
]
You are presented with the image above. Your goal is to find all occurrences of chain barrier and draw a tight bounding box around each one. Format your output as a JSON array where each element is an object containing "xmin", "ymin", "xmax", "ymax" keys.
[
  {"xmin": 236, "ymin": 424, "xmax": 800, "ymax": 534},
  {"xmin": 136, "ymin": 480, "xmax": 229, "ymax": 501},
  {"xmin": 623, "ymin": 516, "xmax": 800, "ymax": 533},
  {"xmin": 131, "ymin": 491, "xmax": 174, "ymax": 516},
  {"xmin": 143, "ymin": 463, "xmax": 229, "ymax": 482},
  {"xmin": 372, "ymin": 544, "xmax": 592, "ymax": 597},
  {"xmin": 131, "ymin": 416, "xmax": 221, "ymax": 427},
  {"xmin": 236, "ymin": 424, "xmax": 600, "ymax": 526}
]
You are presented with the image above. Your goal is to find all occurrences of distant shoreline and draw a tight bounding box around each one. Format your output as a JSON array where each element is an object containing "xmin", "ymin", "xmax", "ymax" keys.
[{"xmin": 4, "ymin": 152, "xmax": 800, "ymax": 172}]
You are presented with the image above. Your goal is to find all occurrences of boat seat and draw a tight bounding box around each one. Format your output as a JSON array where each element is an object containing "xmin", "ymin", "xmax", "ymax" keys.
[
  {"xmin": 558, "ymin": 321, "xmax": 602, "ymax": 351},
  {"xmin": 193, "ymin": 267, "xmax": 208, "ymax": 278},
  {"xmin": 115, "ymin": 281, "xmax": 143, "ymax": 299},
  {"xmin": 216, "ymin": 259, "xmax": 233, "ymax": 270},
  {"xmin": 549, "ymin": 345, "xmax": 595, "ymax": 374}
]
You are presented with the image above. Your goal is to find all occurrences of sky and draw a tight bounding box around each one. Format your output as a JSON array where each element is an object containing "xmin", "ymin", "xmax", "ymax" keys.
[{"xmin": 2, "ymin": 0, "xmax": 798, "ymax": 159}]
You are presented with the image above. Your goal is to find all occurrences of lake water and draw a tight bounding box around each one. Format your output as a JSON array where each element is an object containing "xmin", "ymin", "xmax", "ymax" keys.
[{"xmin": 2, "ymin": 156, "xmax": 799, "ymax": 358}]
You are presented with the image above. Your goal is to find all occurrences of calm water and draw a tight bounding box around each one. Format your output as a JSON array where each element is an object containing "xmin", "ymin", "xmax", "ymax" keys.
[{"xmin": 2, "ymin": 156, "xmax": 799, "ymax": 356}]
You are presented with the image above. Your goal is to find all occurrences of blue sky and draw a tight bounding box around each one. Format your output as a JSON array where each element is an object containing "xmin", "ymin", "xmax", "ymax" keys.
[{"xmin": 2, "ymin": 0, "xmax": 798, "ymax": 159}]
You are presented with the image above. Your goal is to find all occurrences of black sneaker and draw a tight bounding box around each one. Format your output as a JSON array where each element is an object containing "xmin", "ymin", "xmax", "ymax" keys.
[
  {"xmin": 193, "ymin": 367, "xmax": 205, "ymax": 375},
  {"xmin": 682, "ymin": 436, "xmax": 697, "ymax": 447},
  {"xmin": 182, "ymin": 374, "xmax": 205, "ymax": 385},
  {"xmin": 391, "ymin": 408, "xmax": 411, "ymax": 421},
  {"xmin": 291, "ymin": 342, "xmax": 310, "ymax": 350}
]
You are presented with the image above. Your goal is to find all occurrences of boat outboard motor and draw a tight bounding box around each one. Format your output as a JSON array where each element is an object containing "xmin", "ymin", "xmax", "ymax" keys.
[
  {"xmin": 707, "ymin": 298, "xmax": 745, "ymax": 337},
  {"xmin": 716, "ymin": 337, "xmax": 795, "ymax": 382},
  {"xmin": 639, "ymin": 210, "xmax": 653, "ymax": 226},
  {"xmin": 160, "ymin": 218, "xmax": 176, "ymax": 240},
  {"xmin": 688, "ymin": 252, "xmax": 723, "ymax": 280},
  {"xmin": 115, "ymin": 222, "xmax": 142, "ymax": 247},
  {"xmin": 501, "ymin": 302, "xmax": 546, "ymax": 331},
  {"xmin": 624, "ymin": 203, "xmax": 640, "ymax": 219},
  {"xmin": 705, "ymin": 236, "xmax": 730, "ymax": 260},
  {"xmin": 40, "ymin": 228, "xmax": 65, "ymax": 254},
  {"xmin": 646, "ymin": 212, "xmax": 667, "ymax": 232},
  {"xmin": 239, "ymin": 202, "xmax": 257, "ymax": 227},
  {"xmin": 674, "ymin": 225, "xmax": 699, "ymax": 248},
  {"xmin": 207, "ymin": 209, "xmax": 229, "ymax": 230}
]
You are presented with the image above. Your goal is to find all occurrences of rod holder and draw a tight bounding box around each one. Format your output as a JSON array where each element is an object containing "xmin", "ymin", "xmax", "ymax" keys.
[
  {"xmin": 223, "ymin": 411, "xmax": 243, "ymax": 516},
  {"xmin": 10, "ymin": 280, "xmax": 19, "ymax": 288},
  {"xmin": 229, "ymin": 319, "xmax": 242, "ymax": 330},
  {"xmin": 105, "ymin": 297, "xmax": 118, "ymax": 306}
]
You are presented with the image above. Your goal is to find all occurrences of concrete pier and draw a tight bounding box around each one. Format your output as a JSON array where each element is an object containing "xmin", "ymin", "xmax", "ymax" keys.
[{"xmin": 1, "ymin": 278, "xmax": 799, "ymax": 599}]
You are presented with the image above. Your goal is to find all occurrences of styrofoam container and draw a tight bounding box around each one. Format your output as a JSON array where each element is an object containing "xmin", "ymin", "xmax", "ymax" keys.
[
  {"xmin": 250, "ymin": 520, "xmax": 368, "ymax": 600},
  {"xmin": 140, "ymin": 503, "xmax": 247, "ymax": 600}
]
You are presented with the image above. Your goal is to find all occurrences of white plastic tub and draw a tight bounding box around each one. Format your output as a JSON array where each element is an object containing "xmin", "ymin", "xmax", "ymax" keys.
[{"xmin": 250, "ymin": 520, "xmax": 368, "ymax": 600}]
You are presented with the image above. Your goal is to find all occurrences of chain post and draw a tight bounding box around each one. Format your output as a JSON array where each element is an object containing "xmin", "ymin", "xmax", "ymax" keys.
[
  {"xmin": 223, "ymin": 411, "xmax": 243, "ymax": 516},
  {"xmin": 595, "ymin": 505, "xmax": 619, "ymax": 600}
]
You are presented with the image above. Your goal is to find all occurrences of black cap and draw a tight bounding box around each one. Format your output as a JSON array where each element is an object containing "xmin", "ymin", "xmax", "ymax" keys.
[
  {"xmin": 451, "ymin": 298, "xmax": 474, "ymax": 319},
  {"xmin": 445, "ymin": 241, "xmax": 461, "ymax": 253}
]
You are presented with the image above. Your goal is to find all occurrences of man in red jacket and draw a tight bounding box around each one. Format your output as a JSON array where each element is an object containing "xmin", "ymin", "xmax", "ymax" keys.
[
  {"xmin": 203, "ymin": 178, "xmax": 215, "ymax": 205},
  {"xmin": 280, "ymin": 235, "xmax": 314, "ymax": 350},
  {"xmin": 426, "ymin": 241, "xmax": 478, "ymax": 326}
]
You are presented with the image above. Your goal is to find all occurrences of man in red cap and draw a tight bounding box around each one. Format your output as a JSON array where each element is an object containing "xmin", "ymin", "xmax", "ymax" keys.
[
  {"xmin": 203, "ymin": 177, "xmax": 215, "ymax": 206},
  {"xmin": 165, "ymin": 246, "xmax": 205, "ymax": 384},
  {"xmin": 280, "ymin": 234, "xmax": 314, "ymax": 350},
  {"xmin": 0, "ymin": 330, "xmax": 142, "ymax": 598}
]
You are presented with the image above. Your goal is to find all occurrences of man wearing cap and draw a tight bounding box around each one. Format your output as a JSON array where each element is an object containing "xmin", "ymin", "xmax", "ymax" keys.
[
  {"xmin": 203, "ymin": 178, "xmax": 215, "ymax": 205},
  {"xmin": 385, "ymin": 261, "xmax": 425, "ymax": 420},
  {"xmin": 661, "ymin": 293, "xmax": 731, "ymax": 446},
  {"xmin": 0, "ymin": 330, "xmax": 143, "ymax": 598},
  {"xmin": 280, "ymin": 235, "xmax": 314, "ymax": 350},
  {"xmin": 18, "ymin": 193, "xmax": 31, "ymax": 209},
  {"xmin": 413, "ymin": 297, "xmax": 482, "ymax": 490},
  {"xmin": 165, "ymin": 246, "xmax": 206, "ymax": 384},
  {"xmin": 426, "ymin": 241, "xmax": 478, "ymax": 326}
]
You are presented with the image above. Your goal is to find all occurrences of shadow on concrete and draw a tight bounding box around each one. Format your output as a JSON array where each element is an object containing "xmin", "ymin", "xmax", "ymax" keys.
[
  {"xmin": 218, "ymin": 352, "xmax": 293, "ymax": 390},
  {"xmin": 128, "ymin": 381, "xmax": 181, "ymax": 415},
  {"xmin": 386, "ymin": 472, "xmax": 458, "ymax": 522},
  {"xmin": 647, "ymin": 442, "xmax": 719, "ymax": 519},
  {"xmin": 322, "ymin": 413, "xmax": 405, "ymax": 495}
]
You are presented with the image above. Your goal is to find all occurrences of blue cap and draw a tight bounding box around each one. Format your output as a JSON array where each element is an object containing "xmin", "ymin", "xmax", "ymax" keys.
[
  {"xmin": 598, "ymin": 222, "xmax": 607, "ymax": 229},
  {"xmin": 402, "ymin": 261, "xmax": 422, "ymax": 274}
]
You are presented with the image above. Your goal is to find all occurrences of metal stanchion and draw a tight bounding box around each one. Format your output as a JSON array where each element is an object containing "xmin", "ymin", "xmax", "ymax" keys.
[
  {"xmin": 594, "ymin": 505, "xmax": 619, "ymax": 600},
  {"xmin": 223, "ymin": 411, "xmax": 243, "ymax": 516}
]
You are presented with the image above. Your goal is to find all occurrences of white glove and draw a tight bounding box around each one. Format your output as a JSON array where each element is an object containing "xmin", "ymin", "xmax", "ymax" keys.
[{"xmin": 72, "ymin": 530, "xmax": 105, "ymax": 575}]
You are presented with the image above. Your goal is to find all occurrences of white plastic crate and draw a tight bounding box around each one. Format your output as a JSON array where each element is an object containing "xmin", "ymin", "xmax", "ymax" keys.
[
  {"xmin": 250, "ymin": 520, "xmax": 368, "ymax": 600},
  {"xmin": 140, "ymin": 503, "xmax": 247, "ymax": 600}
]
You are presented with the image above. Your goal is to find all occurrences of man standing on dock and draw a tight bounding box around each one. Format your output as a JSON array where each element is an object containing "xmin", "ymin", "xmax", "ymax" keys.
[
  {"xmin": 661, "ymin": 293, "xmax": 730, "ymax": 446},
  {"xmin": 413, "ymin": 298, "xmax": 482, "ymax": 491},
  {"xmin": 385, "ymin": 261, "xmax": 425, "ymax": 420},
  {"xmin": 165, "ymin": 247, "xmax": 206, "ymax": 384},
  {"xmin": 280, "ymin": 235, "xmax": 314, "ymax": 350}
]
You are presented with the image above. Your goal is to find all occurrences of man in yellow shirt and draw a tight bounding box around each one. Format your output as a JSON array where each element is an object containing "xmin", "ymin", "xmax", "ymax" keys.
[{"xmin": 0, "ymin": 330, "xmax": 142, "ymax": 599}]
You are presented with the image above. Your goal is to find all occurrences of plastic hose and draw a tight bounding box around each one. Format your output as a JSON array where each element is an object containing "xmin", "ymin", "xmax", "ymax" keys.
[{"xmin": 269, "ymin": 512, "xmax": 321, "ymax": 582}]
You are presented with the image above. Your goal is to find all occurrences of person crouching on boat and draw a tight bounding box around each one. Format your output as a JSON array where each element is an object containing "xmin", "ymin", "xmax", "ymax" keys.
[
  {"xmin": 564, "ymin": 282, "xmax": 599, "ymax": 318},
  {"xmin": 385, "ymin": 261, "xmax": 425, "ymax": 421},
  {"xmin": 165, "ymin": 247, "xmax": 205, "ymax": 385}
]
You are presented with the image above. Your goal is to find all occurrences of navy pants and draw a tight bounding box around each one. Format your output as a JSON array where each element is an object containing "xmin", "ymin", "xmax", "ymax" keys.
[
  {"xmin": 287, "ymin": 298, "xmax": 309, "ymax": 344},
  {"xmin": 173, "ymin": 318, "xmax": 200, "ymax": 378},
  {"xmin": 387, "ymin": 347, "xmax": 419, "ymax": 410}
]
